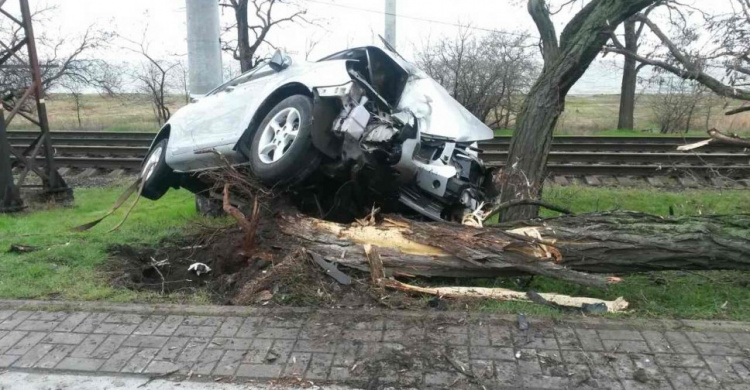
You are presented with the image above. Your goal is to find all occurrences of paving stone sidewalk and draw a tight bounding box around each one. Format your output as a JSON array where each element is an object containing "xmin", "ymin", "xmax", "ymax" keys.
[{"xmin": 0, "ymin": 301, "xmax": 748, "ymax": 389}]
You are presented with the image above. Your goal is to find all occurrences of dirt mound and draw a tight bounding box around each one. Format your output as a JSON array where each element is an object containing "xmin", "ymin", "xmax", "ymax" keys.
[
  {"xmin": 105, "ymin": 226, "xmax": 249, "ymax": 301},
  {"xmin": 104, "ymin": 221, "xmax": 427, "ymax": 308}
]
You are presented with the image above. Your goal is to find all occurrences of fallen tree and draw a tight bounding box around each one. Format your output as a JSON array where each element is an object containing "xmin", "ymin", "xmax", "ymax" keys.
[{"xmin": 276, "ymin": 211, "xmax": 750, "ymax": 288}]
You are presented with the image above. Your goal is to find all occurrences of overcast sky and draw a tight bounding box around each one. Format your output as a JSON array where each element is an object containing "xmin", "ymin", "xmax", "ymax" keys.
[{"xmin": 3, "ymin": 0, "xmax": 723, "ymax": 94}]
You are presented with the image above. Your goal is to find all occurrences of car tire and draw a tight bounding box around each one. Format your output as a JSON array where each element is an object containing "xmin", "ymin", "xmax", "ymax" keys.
[
  {"xmin": 248, "ymin": 95, "xmax": 322, "ymax": 186},
  {"xmin": 140, "ymin": 138, "xmax": 174, "ymax": 200}
]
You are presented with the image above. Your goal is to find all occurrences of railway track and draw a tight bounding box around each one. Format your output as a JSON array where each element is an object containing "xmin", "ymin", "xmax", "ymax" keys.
[{"xmin": 7, "ymin": 131, "xmax": 750, "ymax": 179}]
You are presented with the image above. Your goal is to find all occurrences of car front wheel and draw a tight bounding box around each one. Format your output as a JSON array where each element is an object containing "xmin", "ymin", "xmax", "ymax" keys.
[
  {"xmin": 248, "ymin": 95, "xmax": 321, "ymax": 186},
  {"xmin": 140, "ymin": 138, "xmax": 174, "ymax": 200}
]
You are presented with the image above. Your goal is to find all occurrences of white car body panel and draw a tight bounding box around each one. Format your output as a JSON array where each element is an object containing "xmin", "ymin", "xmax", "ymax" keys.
[
  {"xmin": 161, "ymin": 46, "xmax": 493, "ymax": 173},
  {"xmin": 164, "ymin": 59, "xmax": 353, "ymax": 172}
]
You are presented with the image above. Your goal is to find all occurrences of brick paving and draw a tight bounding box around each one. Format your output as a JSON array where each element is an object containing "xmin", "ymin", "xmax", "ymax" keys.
[{"xmin": 0, "ymin": 302, "xmax": 748, "ymax": 389}]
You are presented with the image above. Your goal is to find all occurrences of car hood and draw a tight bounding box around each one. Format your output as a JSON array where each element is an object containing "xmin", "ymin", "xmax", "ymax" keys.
[{"xmin": 376, "ymin": 48, "xmax": 495, "ymax": 143}]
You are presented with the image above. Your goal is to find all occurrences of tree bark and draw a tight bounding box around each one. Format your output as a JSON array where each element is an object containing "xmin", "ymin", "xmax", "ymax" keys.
[
  {"xmin": 276, "ymin": 212, "xmax": 750, "ymax": 288},
  {"xmin": 617, "ymin": 18, "xmax": 638, "ymax": 130},
  {"xmin": 232, "ymin": 0, "xmax": 253, "ymax": 73},
  {"xmin": 500, "ymin": 0, "xmax": 658, "ymax": 222}
]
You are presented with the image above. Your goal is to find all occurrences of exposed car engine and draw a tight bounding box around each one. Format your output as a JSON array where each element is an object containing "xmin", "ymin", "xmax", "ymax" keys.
[{"xmin": 319, "ymin": 57, "xmax": 492, "ymax": 222}]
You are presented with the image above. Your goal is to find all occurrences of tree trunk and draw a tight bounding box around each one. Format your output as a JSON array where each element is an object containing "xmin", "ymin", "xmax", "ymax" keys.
[
  {"xmin": 234, "ymin": 0, "xmax": 253, "ymax": 73},
  {"xmin": 500, "ymin": 80, "xmax": 562, "ymax": 221},
  {"xmin": 73, "ymin": 94, "xmax": 82, "ymax": 128},
  {"xmin": 276, "ymin": 212, "xmax": 750, "ymax": 288},
  {"xmin": 685, "ymin": 91, "xmax": 701, "ymax": 133},
  {"xmin": 500, "ymin": 0, "xmax": 658, "ymax": 222},
  {"xmin": 617, "ymin": 18, "xmax": 638, "ymax": 130}
]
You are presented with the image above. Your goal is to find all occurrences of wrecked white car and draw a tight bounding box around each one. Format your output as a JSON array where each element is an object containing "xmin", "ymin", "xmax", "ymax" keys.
[{"xmin": 141, "ymin": 44, "xmax": 495, "ymax": 221}]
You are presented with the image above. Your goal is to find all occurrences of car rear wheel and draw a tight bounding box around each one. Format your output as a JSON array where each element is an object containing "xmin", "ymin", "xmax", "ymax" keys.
[
  {"xmin": 248, "ymin": 95, "xmax": 321, "ymax": 185},
  {"xmin": 141, "ymin": 138, "xmax": 174, "ymax": 200}
]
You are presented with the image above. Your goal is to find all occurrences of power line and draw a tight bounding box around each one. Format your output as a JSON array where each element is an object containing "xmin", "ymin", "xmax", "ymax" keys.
[{"xmin": 305, "ymin": 0, "xmax": 537, "ymax": 38}]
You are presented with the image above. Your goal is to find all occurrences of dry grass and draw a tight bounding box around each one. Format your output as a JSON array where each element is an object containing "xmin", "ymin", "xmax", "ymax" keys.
[
  {"xmin": 7, "ymin": 93, "xmax": 750, "ymax": 135},
  {"xmin": 7, "ymin": 93, "xmax": 188, "ymax": 132},
  {"xmin": 557, "ymin": 94, "xmax": 750, "ymax": 136}
]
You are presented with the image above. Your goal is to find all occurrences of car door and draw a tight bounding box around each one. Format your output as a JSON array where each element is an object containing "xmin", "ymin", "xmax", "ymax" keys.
[{"xmin": 190, "ymin": 64, "xmax": 275, "ymax": 152}]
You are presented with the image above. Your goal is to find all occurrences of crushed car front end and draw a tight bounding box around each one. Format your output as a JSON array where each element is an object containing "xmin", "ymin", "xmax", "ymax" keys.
[{"xmin": 314, "ymin": 46, "xmax": 495, "ymax": 222}]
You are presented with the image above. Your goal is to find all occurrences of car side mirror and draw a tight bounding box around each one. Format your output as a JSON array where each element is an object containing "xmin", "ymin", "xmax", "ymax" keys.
[{"xmin": 269, "ymin": 50, "xmax": 290, "ymax": 71}]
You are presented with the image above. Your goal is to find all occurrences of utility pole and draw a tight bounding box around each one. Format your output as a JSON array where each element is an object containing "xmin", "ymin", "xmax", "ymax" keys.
[
  {"xmin": 385, "ymin": 0, "xmax": 397, "ymax": 49},
  {"xmin": 186, "ymin": 0, "xmax": 223, "ymax": 95}
]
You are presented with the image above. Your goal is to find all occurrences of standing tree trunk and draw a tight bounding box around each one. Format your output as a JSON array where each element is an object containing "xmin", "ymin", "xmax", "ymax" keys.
[
  {"xmin": 222, "ymin": 0, "xmax": 309, "ymax": 73},
  {"xmin": 617, "ymin": 18, "xmax": 638, "ymax": 130},
  {"xmin": 500, "ymin": 0, "xmax": 658, "ymax": 222},
  {"xmin": 232, "ymin": 1, "xmax": 253, "ymax": 73},
  {"xmin": 72, "ymin": 92, "xmax": 83, "ymax": 128},
  {"xmin": 685, "ymin": 101, "xmax": 695, "ymax": 133}
]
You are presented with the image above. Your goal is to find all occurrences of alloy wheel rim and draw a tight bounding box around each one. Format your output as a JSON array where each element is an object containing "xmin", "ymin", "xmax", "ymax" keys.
[{"xmin": 257, "ymin": 107, "xmax": 301, "ymax": 164}]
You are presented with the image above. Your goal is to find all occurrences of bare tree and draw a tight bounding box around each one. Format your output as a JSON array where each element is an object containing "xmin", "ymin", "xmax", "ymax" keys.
[
  {"xmin": 610, "ymin": 4, "xmax": 661, "ymax": 130},
  {"xmin": 219, "ymin": 0, "xmax": 310, "ymax": 72},
  {"xmin": 121, "ymin": 34, "xmax": 178, "ymax": 126},
  {"xmin": 304, "ymin": 32, "xmax": 326, "ymax": 61},
  {"xmin": 0, "ymin": 5, "xmax": 113, "ymax": 119},
  {"xmin": 498, "ymin": 0, "xmax": 659, "ymax": 222},
  {"xmin": 650, "ymin": 77, "xmax": 706, "ymax": 133},
  {"xmin": 60, "ymin": 79, "xmax": 85, "ymax": 128},
  {"xmin": 416, "ymin": 28, "xmax": 538, "ymax": 127},
  {"xmin": 223, "ymin": 62, "xmax": 241, "ymax": 81},
  {"xmin": 604, "ymin": 0, "xmax": 750, "ymax": 116},
  {"xmin": 175, "ymin": 60, "xmax": 190, "ymax": 104}
]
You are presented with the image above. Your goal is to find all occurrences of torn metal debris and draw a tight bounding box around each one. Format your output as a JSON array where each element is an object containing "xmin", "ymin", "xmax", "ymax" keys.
[{"xmin": 188, "ymin": 262, "xmax": 212, "ymax": 276}]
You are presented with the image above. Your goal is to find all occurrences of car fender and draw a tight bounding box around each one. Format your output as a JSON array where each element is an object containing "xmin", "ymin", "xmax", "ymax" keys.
[
  {"xmin": 233, "ymin": 59, "xmax": 353, "ymax": 154},
  {"xmin": 148, "ymin": 124, "xmax": 171, "ymax": 152}
]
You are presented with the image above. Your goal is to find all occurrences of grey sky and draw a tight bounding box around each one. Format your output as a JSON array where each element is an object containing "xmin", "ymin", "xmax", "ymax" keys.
[{"xmin": 6, "ymin": 0, "xmax": 729, "ymax": 94}]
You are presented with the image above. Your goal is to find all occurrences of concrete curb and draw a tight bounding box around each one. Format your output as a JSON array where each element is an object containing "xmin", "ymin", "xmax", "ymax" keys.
[{"xmin": 0, "ymin": 299, "xmax": 747, "ymax": 333}]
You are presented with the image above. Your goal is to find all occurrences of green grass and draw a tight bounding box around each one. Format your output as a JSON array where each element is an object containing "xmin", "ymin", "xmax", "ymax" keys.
[
  {"xmin": 475, "ymin": 271, "xmax": 750, "ymax": 321},
  {"xmin": 0, "ymin": 186, "xmax": 210, "ymax": 302},
  {"xmin": 542, "ymin": 186, "xmax": 750, "ymax": 217},
  {"xmin": 476, "ymin": 186, "xmax": 750, "ymax": 320}
]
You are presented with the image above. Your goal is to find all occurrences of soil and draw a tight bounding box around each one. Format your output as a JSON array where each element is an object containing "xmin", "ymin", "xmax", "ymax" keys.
[{"xmin": 104, "ymin": 218, "xmax": 441, "ymax": 310}]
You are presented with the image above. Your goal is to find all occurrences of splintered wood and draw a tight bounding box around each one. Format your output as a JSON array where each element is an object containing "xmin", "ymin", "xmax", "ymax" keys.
[
  {"xmin": 382, "ymin": 280, "xmax": 629, "ymax": 313},
  {"xmin": 274, "ymin": 210, "xmax": 749, "ymax": 311}
]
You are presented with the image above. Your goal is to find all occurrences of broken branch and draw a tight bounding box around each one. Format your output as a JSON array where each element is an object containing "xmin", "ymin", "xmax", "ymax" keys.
[
  {"xmin": 677, "ymin": 128, "xmax": 750, "ymax": 151},
  {"xmin": 364, "ymin": 244, "xmax": 385, "ymax": 287},
  {"xmin": 484, "ymin": 199, "xmax": 572, "ymax": 221},
  {"xmin": 223, "ymin": 184, "xmax": 261, "ymax": 255},
  {"xmin": 382, "ymin": 279, "xmax": 629, "ymax": 313}
]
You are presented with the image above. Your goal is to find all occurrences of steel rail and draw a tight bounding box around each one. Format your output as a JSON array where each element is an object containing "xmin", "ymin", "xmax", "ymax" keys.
[
  {"xmin": 21, "ymin": 145, "xmax": 149, "ymax": 157},
  {"xmin": 9, "ymin": 137, "xmax": 153, "ymax": 147},
  {"xmin": 6, "ymin": 130, "xmax": 156, "ymax": 139},
  {"xmin": 9, "ymin": 156, "xmax": 748, "ymax": 178},
  {"xmin": 6, "ymin": 132, "xmax": 748, "ymax": 178},
  {"xmin": 481, "ymin": 151, "xmax": 750, "ymax": 165}
]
